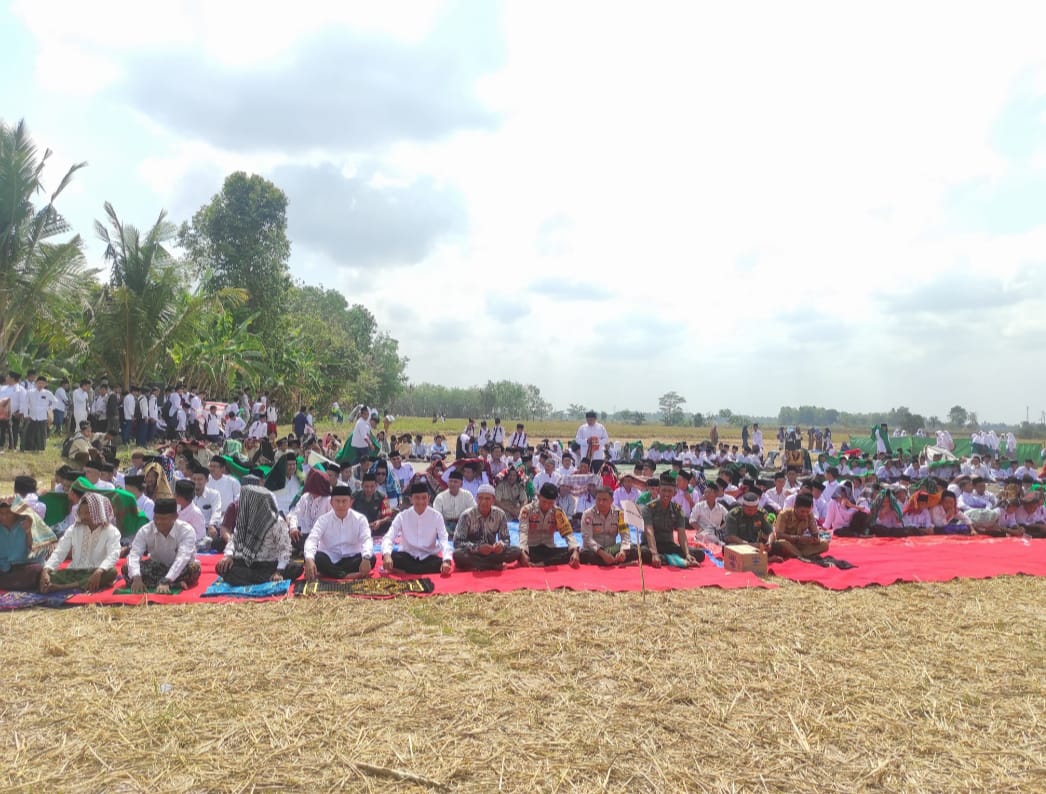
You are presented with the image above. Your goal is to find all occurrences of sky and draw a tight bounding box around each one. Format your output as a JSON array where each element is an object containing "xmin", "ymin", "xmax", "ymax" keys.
[{"xmin": 4, "ymin": 0, "xmax": 1046, "ymax": 422}]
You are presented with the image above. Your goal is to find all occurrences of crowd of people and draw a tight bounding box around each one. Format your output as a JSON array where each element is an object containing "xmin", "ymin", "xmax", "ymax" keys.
[{"xmin": 1, "ymin": 393, "xmax": 1044, "ymax": 596}]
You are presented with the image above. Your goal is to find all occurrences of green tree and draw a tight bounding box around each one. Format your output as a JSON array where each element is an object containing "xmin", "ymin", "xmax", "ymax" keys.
[
  {"xmin": 93, "ymin": 202, "xmax": 245, "ymax": 388},
  {"xmin": 691, "ymin": 412, "xmax": 705, "ymax": 427},
  {"xmin": 0, "ymin": 119, "xmax": 94, "ymax": 355},
  {"xmin": 179, "ymin": 172, "xmax": 291, "ymax": 340},
  {"xmin": 948, "ymin": 405, "xmax": 968, "ymax": 428},
  {"xmin": 659, "ymin": 391, "xmax": 686, "ymax": 425}
]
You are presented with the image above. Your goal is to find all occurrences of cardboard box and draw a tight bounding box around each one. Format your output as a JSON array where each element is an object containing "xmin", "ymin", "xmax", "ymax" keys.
[{"xmin": 723, "ymin": 544, "xmax": 768, "ymax": 575}]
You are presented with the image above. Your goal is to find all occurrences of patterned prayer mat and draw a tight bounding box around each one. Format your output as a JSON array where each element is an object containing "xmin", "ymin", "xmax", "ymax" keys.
[
  {"xmin": 0, "ymin": 591, "xmax": 75, "ymax": 610},
  {"xmin": 293, "ymin": 577, "xmax": 435, "ymax": 599},
  {"xmin": 202, "ymin": 578, "xmax": 292, "ymax": 598}
]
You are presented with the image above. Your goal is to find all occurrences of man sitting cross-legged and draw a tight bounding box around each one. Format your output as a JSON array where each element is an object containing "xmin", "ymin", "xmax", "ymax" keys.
[
  {"xmin": 39, "ymin": 493, "xmax": 121, "ymax": 593},
  {"xmin": 518, "ymin": 482, "xmax": 580, "ymax": 567},
  {"xmin": 122, "ymin": 498, "xmax": 201, "ymax": 593},
  {"xmin": 381, "ymin": 481, "xmax": 453, "ymax": 575},
  {"xmin": 771, "ymin": 494, "xmax": 829, "ymax": 559},
  {"xmin": 303, "ymin": 485, "xmax": 374, "ymax": 581},
  {"xmin": 579, "ymin": 487, "xmax": 638, "ymax": 566},
  {"xmin": 641, "ymin": 472, "xmax": 704, "ymax": 567},
  {"xmin": 452, "ymin": 484, "xmax": 522, "ymax": 571}
]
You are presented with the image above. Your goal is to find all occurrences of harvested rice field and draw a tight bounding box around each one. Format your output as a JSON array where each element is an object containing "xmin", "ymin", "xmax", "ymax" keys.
[{"xmin": 2, "ymin": 576, "xmax": 1044, "ymax": 793}]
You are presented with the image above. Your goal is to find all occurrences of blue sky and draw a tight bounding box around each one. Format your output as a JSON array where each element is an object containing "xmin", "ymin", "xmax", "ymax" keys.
[{"xmin": 5, "ymin": 0, "xmax": 1046, "ymax": 421}]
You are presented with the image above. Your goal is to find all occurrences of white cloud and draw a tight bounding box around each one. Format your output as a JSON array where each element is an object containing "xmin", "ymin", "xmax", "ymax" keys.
[{"xmin": 9, "ymin": 0, "xmax": 1046, "ymax": 421}]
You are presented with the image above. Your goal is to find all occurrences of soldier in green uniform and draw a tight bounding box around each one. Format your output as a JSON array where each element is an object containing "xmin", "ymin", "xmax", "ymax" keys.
[
  {"xmin": 724, "ymin": 491, "xmax": 778, "ymax": 559},
  {"xmin": 640, "ymin": 472, "xmax": 704, "ymax": 567}
]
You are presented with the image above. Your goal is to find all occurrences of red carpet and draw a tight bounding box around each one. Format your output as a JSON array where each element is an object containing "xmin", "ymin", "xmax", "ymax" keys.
[
  {"xmin": 8, "ymin": 536, "xmax": 1043, "ymax": 606},
  {"xmin": 407, "ymin": 560, "xmax": 773, "ymax": 595},
  {"xmin": 768, "ymin": 535, "xmax": 1046, "ymax": 590}
]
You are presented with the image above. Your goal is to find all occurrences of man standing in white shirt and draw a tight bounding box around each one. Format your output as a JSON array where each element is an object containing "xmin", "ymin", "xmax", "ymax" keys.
[
  {"xmin": 121, "ymin": 387, "xmax": 137, "ymax": 445},
  {"xmin": 71, "ymin": 378, "xmax": 91, "ymax": 433},
  {"xmin": 382, "ymin": 482, "xmax": 452, "ymax": 575},
  {"xmin": 23, "ymin": 375, "xmax": 55, "ymax": 452},
  {"xmin": 304, "ymin": 486, "xmax": 375, "ymax": 580},
  {"xmin": 52, "ymin": 379, "xmax": 70, "ymax": 436},
  {"xmin": 575, "ymin": 411, "xmax": 610, "ymax": 470},
  {"xmin": 508, "ymin": 423, "xmax": 528, "ymax": 451}
]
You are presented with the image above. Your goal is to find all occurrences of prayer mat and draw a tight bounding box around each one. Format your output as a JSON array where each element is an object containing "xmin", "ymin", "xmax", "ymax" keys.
[
  {"xmin": 112, "ymin": 585, "xmax": 185, "ymax": 595},
  {"xmin": 0, "ymin": 591, "xmax": 75, "ymax": 610},
  {"xmin": 202, "ymin": 578, "xmax": 291, "ymax": 598},
  {"xmin": 293, "ymin": 577, "xmax": 435, "ymax": 599}
]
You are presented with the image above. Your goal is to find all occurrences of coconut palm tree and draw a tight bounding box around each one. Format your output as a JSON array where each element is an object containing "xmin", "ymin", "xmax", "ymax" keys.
[
  {"xmin": 0, "ymin": 119, "xmax": 95, "ymax": 355},
  {"xmin": 92, "ymin": 202, "xmax": 247, "ymax": 389}
]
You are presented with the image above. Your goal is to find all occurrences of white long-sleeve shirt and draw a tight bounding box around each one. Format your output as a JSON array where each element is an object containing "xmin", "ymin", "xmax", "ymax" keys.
[
  {"xmin": 178, "ymin": 503, "xmax": 207, "ymax": 541},
  {"xmin": 432, "ymin": 488, "xmax": 476, "ymax": 522},
  {"xmin": 381, "ymin": 507, "xmax": 451, "ymax": 560},
  {"xmin": 303, "ymin": 509, "xmax": 373, "ymax": 561},
  {"xmin": 575, "ymin": 422, "xmax": 610, "ymax": 462},
  {"xmin": 193, "ymin": 487, "xmax": 222, "ymax": 527},
  {"xmin": 72, "ymin": 387, "xmax": 90, "ymax": 423},
  {"xmin": 127, "ymin": 519, "xmax": 197, "ymax": 581},
  {"xmin": 44, "ymin": 523, "xmax": 121, "ymax": 571},
  {"xmin": 208, "ymin": 475, "xmax": 240, "ymax": 520}
]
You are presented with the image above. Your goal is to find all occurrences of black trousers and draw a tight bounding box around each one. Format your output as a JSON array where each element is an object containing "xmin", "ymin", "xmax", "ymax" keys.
[
  {"xmin": 22, "ymin": 419, "xmax": 48, "ymax": 452},
  {"xmin": 526, "ymin": 545, "xmax": 576, "ymax": 565},
  {"xmin": 453, "ymin": 545, "xmax": 522, "ymax": 571},
  {"xmin": 222, "ymin": 560, "xmax": 304, "ymax": 586},
  {"xmin": 0, "ymin": 418, "xmax": 13, "ymax": 449},
  {"xmin": 315, "ymin": 551, "xmax": 373, "ymax": 578},
  {"xmin": 390, "ymin": 551, "xmax": 443, "ymax": 574},
  {"xmin": 578, "ymin": 545, "xmax": 640, "ymax": 566}
]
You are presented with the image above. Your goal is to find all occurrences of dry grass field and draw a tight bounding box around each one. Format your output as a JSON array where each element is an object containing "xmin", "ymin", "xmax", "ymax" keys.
[
  {"xmin": 2, "ymin": 577, "xmax": 1043, "ymax": 793},
  {"xmin": 2, "ymin": 417, "xmax": 1043, "ymax": 792}
]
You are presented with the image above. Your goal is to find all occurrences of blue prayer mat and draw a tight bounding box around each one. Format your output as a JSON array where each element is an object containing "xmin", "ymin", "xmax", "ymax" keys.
[{"xmin": 202, "ymin": 578, "xmax": 291, "ymax": 598}]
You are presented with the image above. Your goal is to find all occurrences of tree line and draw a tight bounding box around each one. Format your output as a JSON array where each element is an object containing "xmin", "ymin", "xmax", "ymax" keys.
[{"xmin": 0, "ymin": 120, "xmax": 407, "ymax": 410}]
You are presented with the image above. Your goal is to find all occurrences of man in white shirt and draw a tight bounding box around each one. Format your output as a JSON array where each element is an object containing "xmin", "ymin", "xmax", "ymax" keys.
[
  {"xmin": 71, "ymin": 378, "xmax": 91, "ymax": 432},
  {"xmin": 612, "ymin": 473, "xmax": 643, "ymax": 508},
  {"xmin": 39, "ymin": 493, "xmax": 122, "ymax": 592},
  {"xmin": 388, "ymin": 450, "xmax": 415, "ymax": 494},
  {"xmin": 225, "ymin": 411, "xmax": 246, "ymax": 438},
  {"xmin": 432, "ymin": 470, "xmax": 475, "ymax": 531},
  {"xmin": 123, "ymin": 475, "xmax": 155, "ymax": 521},
  {"xmin": 208, "ymin": 457, "xmax": 241, "ymax": 518},
  {"xmin": 381, "ymin": 482, "xmax": 452, "ymax": 575},
  {"xmin": 191, "ymin": 467, "xmax": 223, "ymax": 531},
  {"xmin": 121, "ymin": 387, "xmax": 137, "ymax": 445},
  {"xmin": 173, "ymin": 479, "xmax": 209, "ymax": 549},
  {"xmin": 689, "ymin": 483, "xmax": 728, "ymax": 544},
  {"xmin": 751, "ymin": 423, "xmax": 764, "ymax": 452},
  {"xmin": 533, "ymin": 457, "xmax": 561, "ymax": 494},
  {"xmin": 350, "ymin": 406, "xmax": 373, "ymax": 461},
  {"xmin": 303, "ymin": 485, "xmax": 375, "ymax": 580},
  {"xmin": 575, "ymin": 411, "xmax": 610, "ymax": 469},
  {"xmin": 759, "ymin": 472, "xmax": 791, "ymax": 514},
  {"xmin": 508, "ymin": 423, "xmax": 528, "ymax": 452},
  {"xmin": 22, "ymin": 375, "xmax": 55, "ymax": 452},
  {"xmin": 122, "ymin": 498, "xmax": 200, "ymax": 592}
]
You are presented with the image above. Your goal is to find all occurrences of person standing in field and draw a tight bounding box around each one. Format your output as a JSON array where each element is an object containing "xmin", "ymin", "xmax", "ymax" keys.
[{"xmin": 575, "ymin": 411, "xmax": 609, "ymax": 472}]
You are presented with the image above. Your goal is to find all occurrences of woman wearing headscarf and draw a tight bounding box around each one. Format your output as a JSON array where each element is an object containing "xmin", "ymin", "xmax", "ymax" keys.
[
  {"xmin": 215, "ymin": 485, "xmax": 303, "ymax": 586},
  {"xmin": 287, "ymin": 468, "xmax": 331, "ymax": 551},
  {"xmin": 143, "ymin": 460, "xmax": 174, "ymax": 500},
  {"xmin": 39, "ymin": 493, "xmax": 121, "ymax": 592},
  {"xmin": 0, "ymin": 498, "xmax": 57, "ymax": 590}
]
